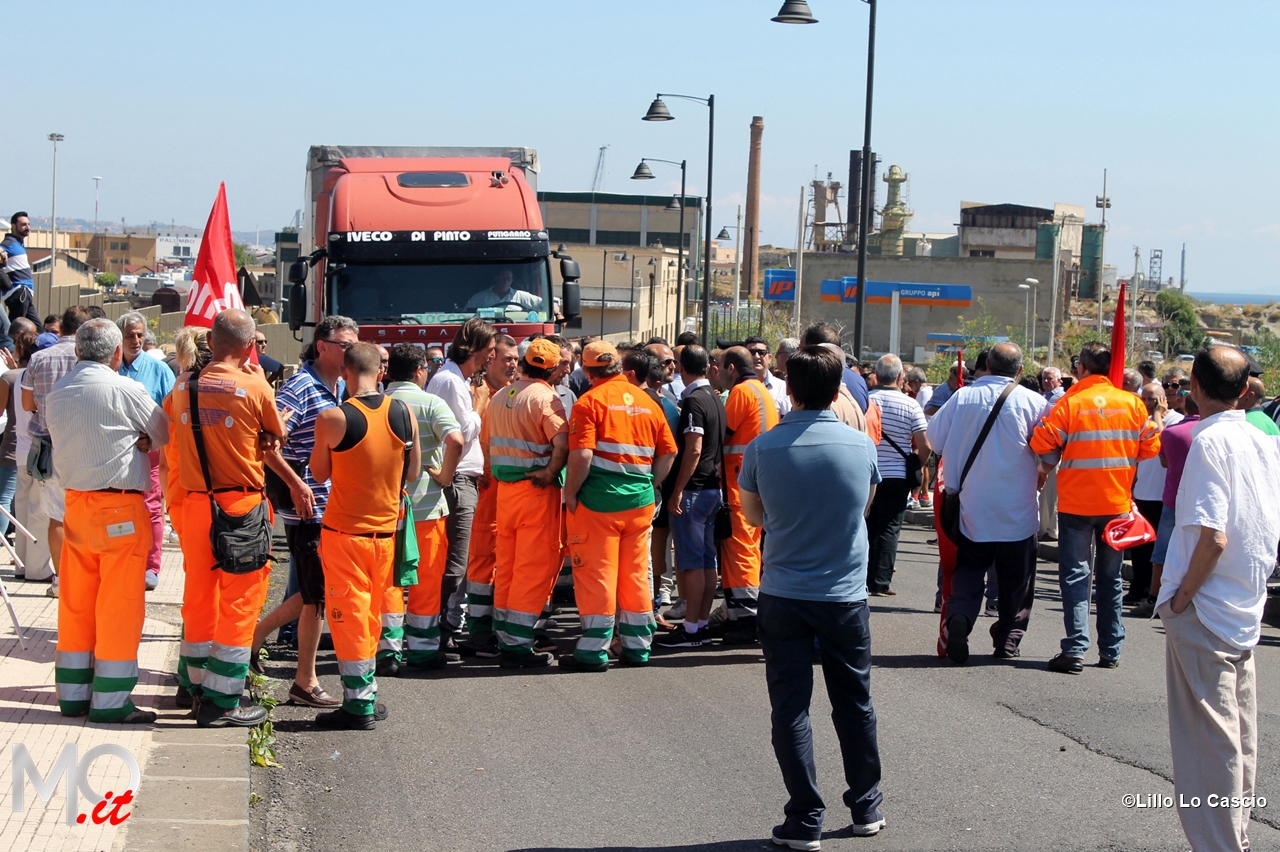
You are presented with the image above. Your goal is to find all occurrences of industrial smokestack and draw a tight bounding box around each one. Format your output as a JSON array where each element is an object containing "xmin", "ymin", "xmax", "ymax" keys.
[{"xmin": 744, "ymin": 116, "xmax": 764, "ymax": 299}]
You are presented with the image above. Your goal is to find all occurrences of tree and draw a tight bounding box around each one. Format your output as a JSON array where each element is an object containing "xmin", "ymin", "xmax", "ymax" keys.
[
  {"xmin": 1254, "ymin": 328, "xmax": 1280, "ymax": 389},
  {"xmin": 1155, "ymin": 289, "xmax": 1206, "ymax": 356},
  {"xmin": 233, "ymin": 242, "xmax": 254, "ymax": 269},
  {"xmin": 95, "ymin": 272, "xmax": 119, "ymax": 289}
]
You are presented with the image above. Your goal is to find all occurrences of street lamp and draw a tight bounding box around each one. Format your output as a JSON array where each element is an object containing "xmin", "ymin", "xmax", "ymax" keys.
[
  {"xmin": 1018, "ymin": 282, "xmax": 1032, "ymax": 349},
  {"xmin": 717, "ymin": 206, "xmax": 744, "ymax": 319},
  {"xmin": 48, "ymin": 133, "xmax": 64, "ymax": 286},
  {"xmin": 632, "ymin": 157, "xmax": 687, "ymax": 332},
  {"xmin": 1024, "ymin": 277, "xmax": 1039, "ymax": 355},
  {"xmin": 643, "ymin": 93, "xmax": 714, "ymax": 346}
]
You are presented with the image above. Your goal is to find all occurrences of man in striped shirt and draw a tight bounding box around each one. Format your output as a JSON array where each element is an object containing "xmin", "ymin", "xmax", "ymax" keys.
[
  {"xmin": 386, "ymin": 344, "xmax": 463, "ymax": 672},
  {"xmin": 866, "ymin": 355, "xmax": 931, "ymax": 596},
  {"xmin": 253, "ymin": 315, "xmax": 357, "ymax": 709}
]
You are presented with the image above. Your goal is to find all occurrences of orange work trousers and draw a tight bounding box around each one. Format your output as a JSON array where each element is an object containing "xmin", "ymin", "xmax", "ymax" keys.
[
  {"xmin": 404, "ymin": 516, "xmax": 450, "ymax": 664},
  {"xmin": 180, "ymin": 493, "xmax": 272, "ymax": 708},
  {"xmin": 464, "ymin": 480, "xmax": 499, "ymax": 640},
  {"xmin": 320, "ymin": 527, "xmax": 394, "ymax": 714},
  {"xmin": 493, "ymin": 479, "xmax": 562, "ymax": 652},
  {"xmin": 721, "ymin": 473, "xmax": 762, "ymax": 621},
  {"xmin": 55, "ymin": 490, "xmax": 151, "ymax": 720},
  {"xmin": 566, "ymin": 502, "xmax": 655, "ymax": 665}
]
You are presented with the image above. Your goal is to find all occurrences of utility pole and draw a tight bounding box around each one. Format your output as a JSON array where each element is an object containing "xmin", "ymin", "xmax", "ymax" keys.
[
  {"xmin": 732, "ymin": 204, "xmax": 742, "ymax": 319},
  {"xmin": 1180, "ymin": 243, "xmax": 1187, "ymax": 290},
  {"xmin": 1096, "ymin": 169, "xmax": 1110, "ymax": 333},
  {"xmin": 1132, "ymin": 246, "xmax": 1141, "ymax": 361},
  {"xmin": 794, "ymin": 186, "xmax": 805, "ymax": 336},
  {"xmin": 48, "ymin": 133, "xmax": 64, "ymax": 286}
]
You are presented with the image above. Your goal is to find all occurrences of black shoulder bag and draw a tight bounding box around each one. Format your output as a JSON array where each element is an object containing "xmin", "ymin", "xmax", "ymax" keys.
[
  {"xmin": 881, "ymin": 430, "xmax": 924, "ymax": 489},
  {"xmin": 940, "ymin": 381, "xmax": 1016, "ymax": 545},
  {"xmin": 189, "ymin": 368, "xmax": 275, "ymax": 574}
]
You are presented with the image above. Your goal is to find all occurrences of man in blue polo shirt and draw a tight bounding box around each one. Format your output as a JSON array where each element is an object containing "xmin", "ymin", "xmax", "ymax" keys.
[
  {"xmin": 115, "ymin": 312, "xmax": 175, "ymax": 590},
  {"xmin": 738, "ymin": 344, "xmax": 885, "ymax": 848}
]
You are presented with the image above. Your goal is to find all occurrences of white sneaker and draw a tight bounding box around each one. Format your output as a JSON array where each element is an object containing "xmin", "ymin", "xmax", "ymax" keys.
[
  {"xmin": 145, "ymin": 570, "xmax": 160, "ymax": 591},
  {"xmin": 905, "ymin": 498, "xmax": 920, "ymax": 510},
  {"xmin": 850, "ymin": 815, "xmax": 886, "ymax": 836},
  {"xmin": 665, "ymin": 599, "xmax": 687, "ymax": 621},
  {"xmin": 164, "ymin": 524, "xmax": 179, "ymax": 544},
  {"xmin": 46, "ymin": 577, "xmax": 58, "ymax": 599}
]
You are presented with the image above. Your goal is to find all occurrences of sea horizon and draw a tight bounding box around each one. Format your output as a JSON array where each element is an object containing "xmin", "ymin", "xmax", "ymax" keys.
[{"xmin": 1186, "ymin": 291, "xmax": 1280, "ymax": 306}]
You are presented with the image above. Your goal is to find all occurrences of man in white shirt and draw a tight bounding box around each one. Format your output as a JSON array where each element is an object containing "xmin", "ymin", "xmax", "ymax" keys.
[
  {"xmin": 743, "ymin": 336, "xmax": 791, "ymax": 418},
  {"xmin": 426, "ymin": 318, "xmax": 497, "ymax": 646},
  {"xmin": 927, "ymin": 343, "xmax": 1048, "ymax": 663},
  {"xmin": 464, "ymin": 269, "xmax": 544, "ymax": 314},
  {"xmin": 1157, "ymin": 346, "xmax": 1280, "ymax": 852}
]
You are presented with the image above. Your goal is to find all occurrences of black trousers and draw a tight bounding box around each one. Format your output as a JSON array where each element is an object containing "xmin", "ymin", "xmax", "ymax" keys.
[
  {"xmin": 1128, "ymin": 499, "xmax": 1163, "ymax": 600},
  {"xmin": 867, "ymin": 477, "xmax": 912, "ymax": 593},
  {"xmin": 759, "ymin": 593, "xmax": 883, "ymax": 836},
  {"xmin": 949, "ymin": 532, "xmax": 1038, "ymax": 653}
]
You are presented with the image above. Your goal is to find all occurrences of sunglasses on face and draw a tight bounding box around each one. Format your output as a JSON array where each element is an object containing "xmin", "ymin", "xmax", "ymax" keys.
[
  {"xmin": 660, "ymin": 358, "xmax": 676, "ymax": 366},
  {"xmin": 747, "ymin": 349, "xmax": 768, "ymax": 357},
  {"xmin": 1162, "ymin": 381, "xmax": 1180, "ymax": 389},
  {"xmin": 322, "ymin": 339, "xmax": 354, "ymax": 351},
  {"xmin": 428, "ymin": 357, "xmax": 444, "ymax": 365},
  {"xmin": 255, "ymin": 339, "xmax": 268, "ymax": 346}
]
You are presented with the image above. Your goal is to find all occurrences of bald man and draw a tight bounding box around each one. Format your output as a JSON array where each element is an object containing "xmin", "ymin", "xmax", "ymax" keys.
[{"xmin": 1240, "ymin": 376, "xmax": 1280, "ymax": 436}]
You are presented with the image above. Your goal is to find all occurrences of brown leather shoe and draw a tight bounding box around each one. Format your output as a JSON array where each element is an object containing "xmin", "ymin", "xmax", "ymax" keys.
[{"xmin": 288, "ymin": 683, "xmax": 341, "ymax": 708}]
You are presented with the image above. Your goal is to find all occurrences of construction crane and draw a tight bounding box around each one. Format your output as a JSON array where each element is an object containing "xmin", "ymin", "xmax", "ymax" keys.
[{"xmin": 592, "ymin": 145, "xmax": 609, "ymax": 191}]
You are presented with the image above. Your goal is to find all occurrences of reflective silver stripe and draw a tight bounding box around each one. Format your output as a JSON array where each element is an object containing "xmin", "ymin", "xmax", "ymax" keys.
[
  {"xmin": 1069, "ymin": 429, "xmax": 1143, "ymax": 443},
  {"xmin": 581, "ymin": 614, "xmax": 615, "ymax": 630},
  {"xmin": 1056, "ymin": 429, "xmax": 1068, "ymax": 444},
  {"xmin": 91, "ymin": 690, "xmax": 132, "ymax": 710},
  {"xmin": 339, "ymin": 659, "xmax": 375, "ymax": 677},
  {"xmin": 1060, "ymin": 457, "xmax": 1139, "ymax": 470},
  {"xmin": 576, "ymin": 636, "xmax": 611, "ymax": 652},
  {"xmin": 724, "ymin": 443, "xmax": 750, "ymax": 455},
  {"xmin": 489, "ymin": 452, "xmax": 551, "ymax": 468},
  {"xmin": 469, "ymin": 605, "xmax": 493, "ymax": 618},
  {"xmin": 201, "ymin": 671, "xmax": 245, "ymax": 696},
  {"xmin": 187, "ymin": 666, "xmax": 206, "ymax": 685},
  {"xmin": 490, "ymin": 435, "xmax": 553, "ymax": 453},
  {"xmin": 590, "ymin": 456, "xmax": 651, "ymax": 475},
  {"xmin": 743, "ymin": 381, "xmax": 772, "ymax": 436},
  {"xmin": 377, "ymin": 635, "xmax": 402, "ymax": 653},
  {"xmin": 406, "ymin": 635, "xmax": 439, "ymax": 652},
  {"xmin": 57, "ymin": 683, "xmax": 91, "ymax": 701},
  {"xmin": 56, "ymin": 650, "xmax": 93, "ymax": 669},
  {"xmin": 618, "ymin": 609, "xmax": 655, "ymax": 627},
  {"xmin": 595, "ymin": 441, "xmax": 654, "ymax": 458},
  {"xmin": 405, "ymin": 612, "xmax": 439, "ymax": 630},
  {"xmin": 211, "ymin": 642, "xmax": 252, "ymax": 664},
  {"xmin": 470, "ymin": 583, "xmax": 493, "ymax": 595},
  {"xmin": 505, "ymin": 610, "xmax": 540, "ymax": 627},
  {"xmin": 619, "ymin": 633, "xmax": 652, "ymax": 650},
  {"xmin": 180, "ymin": 640, "xmax": 212, "ymax": 659},
  {"xmin": 344, "ymin": 681, "xmax": 377, "ymax": 701},
  {"xmin": 726, "ymin": 586, "xmax": 760, "ymax": 601},
  {"xmin": 381, "ymin": 613, "xmax": 404, "ymax": 628},
  {"xmin": 96, "ymin": 659, "xmax": 138, "ymax": 678}
]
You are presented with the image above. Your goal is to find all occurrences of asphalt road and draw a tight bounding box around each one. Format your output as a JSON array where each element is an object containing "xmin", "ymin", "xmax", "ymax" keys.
[{"xmin": 249, "ymin": 526, "xmax": 1280, "ymax": 852}]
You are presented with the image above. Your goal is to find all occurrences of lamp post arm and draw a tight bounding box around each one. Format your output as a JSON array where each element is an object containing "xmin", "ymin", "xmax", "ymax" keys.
[{"xmin": 657, "ymin": 92, "xmax": 712, "ymax": 107}]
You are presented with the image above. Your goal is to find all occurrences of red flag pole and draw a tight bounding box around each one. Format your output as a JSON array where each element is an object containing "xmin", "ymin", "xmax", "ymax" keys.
[
  {"xmin": 1108, "ymin": 279, "xmax": 1126, "ymax": 387},
  {"xmin": 184, "ymin": 183, "xmax": 257, "ymax": 364},
  {"xmin": 956, "ymin": 349, "xmax": 964, "ymax": 388}
]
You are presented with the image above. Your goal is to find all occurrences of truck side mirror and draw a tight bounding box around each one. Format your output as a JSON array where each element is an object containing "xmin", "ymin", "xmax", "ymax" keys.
[
  {"xmin": 288, "ymin": 282, "xmax": 307, "ymax": 332},
  {"xmin": 560, "ymin": 258, "xmax": 581, "ymax": 319},
  {"xmin": 287, "ymin": 260, "xmax": 309, "ymax": 285}
]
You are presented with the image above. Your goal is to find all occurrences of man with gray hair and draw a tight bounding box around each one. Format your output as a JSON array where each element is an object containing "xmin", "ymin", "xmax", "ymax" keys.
[
  {"xmin": 1122, "ymin": 368, "xmax": 1143, "ymax": 395},
  {"xmin": 774, "ymin": 338, "xmax": 798, "ymax": 379},
  {"xmin": 116, "ymin": 311, "xmax": 174, "ymax": 590},
  {"xmin": 46, "ymin": 318, "xmax": 170, "ymax": 722},
  {"xmin": 867, "ymin": 354, "xmax": 931, "ymax": 595},
  {"xmin": 1040, "ymin": 366, "xmax": 1064, "ymax": 403}
]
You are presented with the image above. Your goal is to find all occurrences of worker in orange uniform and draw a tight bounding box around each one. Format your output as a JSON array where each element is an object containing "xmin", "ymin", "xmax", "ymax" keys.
[
  {"xmin": 561, "ymin": 341, "xmax": 676, "ymax": 672},
  {"xmin": 486, "ymin": 339, "xmax": 570, "ymax": 669},
  {"xmin": 167, "ymin": 310, "xmax": 287, "ymax": 727},
  {"xmin": 47, "ymin": 319, "xmax": 170, "ymax": 723},
  {"xmin": 460, "ymin": 335, "xmax": 517, "ymax": 658},
  {"xmin": 385, "ymin": 344, "xmax": 463, "ymax": 673},
  {"xmin": 716, "ymin": 346, "xmax": 780, "ymax": 644},
  {"xmin": 310, "ymin": 343, "xmax": 420, "ymax": 729},
  {"xmin": 1030, "ymin": 342, "xmax": 1160, "ymax": 674}
]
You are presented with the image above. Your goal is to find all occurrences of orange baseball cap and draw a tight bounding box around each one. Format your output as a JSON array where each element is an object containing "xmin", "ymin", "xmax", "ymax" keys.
[
  {"xmin": 581, "ymin": 340, "xmax": 618, "ymax": 368},
  {"xmin": 524, "ymin": 338, "xmax": 561, "ymax": 370}
]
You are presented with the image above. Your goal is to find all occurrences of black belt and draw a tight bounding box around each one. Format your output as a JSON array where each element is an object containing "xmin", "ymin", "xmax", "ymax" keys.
[
  {"xmin": 322, "ymin": 524, "xmax": 394, "ymax": 540},
  {"xmin": 190, "ymin": 487, "xmax": 263, "ymax": 495},
  {"xmin": 91, "ymin": 488, "xmax": 144, "ymax": 495}
]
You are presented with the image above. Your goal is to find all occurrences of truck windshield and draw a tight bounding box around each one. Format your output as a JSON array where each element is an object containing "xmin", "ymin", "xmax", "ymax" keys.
[{"xmin": 332, "ymin": 259, "xmax": 551, "ymax": 324}]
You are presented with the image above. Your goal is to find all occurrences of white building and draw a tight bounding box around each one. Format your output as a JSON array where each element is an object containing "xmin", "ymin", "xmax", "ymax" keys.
[{"xmin": 154, "ymin": 228, "xmax": 201, "ymax": 265}]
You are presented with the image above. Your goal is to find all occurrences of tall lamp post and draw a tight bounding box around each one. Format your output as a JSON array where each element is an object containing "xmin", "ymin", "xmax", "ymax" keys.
[
  {"xmin": 48, "ymin": 133, "xmax": 65, "ymax": 286},
  {"xmin": 716, "ymin": 204, "xmax": 743, "ymax": 320},
  {"xmin": 631, "ymin": 158, "xmax": 687, "ymax": 331},
  {"xmin": 1018, "ymin": 282, "xmax": 1032, "ymax": 348},
  {"xmin": 643, "ymin": 93, "xmax": 714, "ymax": 346},
  {"xmin": 92, "ymin": 175, "xmax": 103, "ymax": 274},
  {"xmin": 1024, "ymin": 277, "xmax": 1039, "ymax": 354},
  {"xmin": 773, "ymin": 0, "xmax": 875, "ymax": 360}
]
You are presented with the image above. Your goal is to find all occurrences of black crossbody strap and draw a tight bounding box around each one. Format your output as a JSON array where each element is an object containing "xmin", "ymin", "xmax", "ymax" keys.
[
  {"xmin": 955, "ymin": 381, "xmax": 1017, "ymax": 494},
  {"xmin": 188, "ymin": 368, "xmax": 216, "ymax": 495},
  {"xmin": 881, "ymin": 430, "xmax": 912, "ymax": 461}
]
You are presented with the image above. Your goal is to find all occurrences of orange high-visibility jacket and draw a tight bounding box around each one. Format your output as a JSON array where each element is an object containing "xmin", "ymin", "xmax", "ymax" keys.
[
  {"xmin": 1029, "ymin": 374, "xmax": 1160, "ymax": 516},
  {"xmin": 724, "ymin": 377, "xmax": 780, "ymax": 457}
]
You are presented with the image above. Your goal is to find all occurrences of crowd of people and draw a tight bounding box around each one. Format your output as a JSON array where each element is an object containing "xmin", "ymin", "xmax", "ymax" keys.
[{"xmin": 3, "ymin": 218, "xmax": 1278, "ymax": 847}]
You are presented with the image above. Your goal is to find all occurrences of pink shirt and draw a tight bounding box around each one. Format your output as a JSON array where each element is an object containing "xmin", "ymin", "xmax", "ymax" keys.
[{"xmin": 1158, "ymin": 414, "xmax": 1200, "ymax": 508}]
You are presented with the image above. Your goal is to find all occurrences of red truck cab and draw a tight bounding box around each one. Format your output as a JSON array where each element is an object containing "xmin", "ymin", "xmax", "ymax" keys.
[{"xmin": 288, "ymin": 150, "xmax": 580, "ymax": 347}]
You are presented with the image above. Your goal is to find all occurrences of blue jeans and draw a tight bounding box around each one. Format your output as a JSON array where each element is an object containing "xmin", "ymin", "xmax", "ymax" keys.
[
  {"xmin": 1057, "ymin": 512, "xmax": 1125, "ymax": 660},
  {"xmin": 669, "ymin": 488, "xmax": 721, "ymax": 571},
  {"xmin": 759, "ymin": 593, "xmax": 883, "ymax": 836},
  {"xmin": 0, "ymin": 464, "xmax": 17, "ymax": 537}
]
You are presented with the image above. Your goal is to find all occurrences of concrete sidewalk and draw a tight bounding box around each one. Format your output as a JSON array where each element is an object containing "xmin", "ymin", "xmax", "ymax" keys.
[{"xmin": 0, "ymin": 538, "xmax": 254, "ymax": 852}]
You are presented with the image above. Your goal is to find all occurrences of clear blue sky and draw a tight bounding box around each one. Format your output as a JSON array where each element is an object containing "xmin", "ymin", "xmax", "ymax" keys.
[{"xmin": 10, "ymin": 1, "xmax": 1278, "ymax": 295}]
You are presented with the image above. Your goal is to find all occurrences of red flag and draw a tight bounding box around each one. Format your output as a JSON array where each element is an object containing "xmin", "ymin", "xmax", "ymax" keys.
[
  {"xmin": 1108, "ymin": 279, "xmax": 1126, "ymax": 387},
  {"xmin": 956, "ymin": 349, "xmax": 964, "ymax": 388},
  {"xmin": 184, "ymin": 183, "xmax": 256, "ymax": 363}
]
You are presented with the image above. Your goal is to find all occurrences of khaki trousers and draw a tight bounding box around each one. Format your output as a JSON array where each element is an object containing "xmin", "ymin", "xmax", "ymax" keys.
[
  {"xmin": 1038, "ymin": 468, "xmax": 1058, "ymax": 539},
  {"xmin": 1159, "ymin": 600, "xmax": 1257, "ymax": 852}
]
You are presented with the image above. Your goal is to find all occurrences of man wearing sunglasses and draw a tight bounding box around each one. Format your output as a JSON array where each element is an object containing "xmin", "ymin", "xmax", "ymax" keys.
[
  {"xmin": 1161, "ymin": 368, "xmax": 1188, "ymax": 415},
  {"xmin": 254, "ymin": 334, "xmax": 285, "ymax": 387},
  {"xmin": 743, "ymin": 336, "xmax": 790, "ymax": 418}
]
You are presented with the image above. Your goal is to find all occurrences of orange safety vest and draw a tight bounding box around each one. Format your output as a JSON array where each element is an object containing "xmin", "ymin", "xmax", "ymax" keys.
[
  {"xmin": 724, "ymin": 376, "xmax": 780, "ymax": 457},
  {"xmin": 324, "ymin": 395, "xmax": 407, "ymax": 534},
  {"xmin": 1029, "ymin": 374, "xmax": 1160, "ymax": 516}
]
